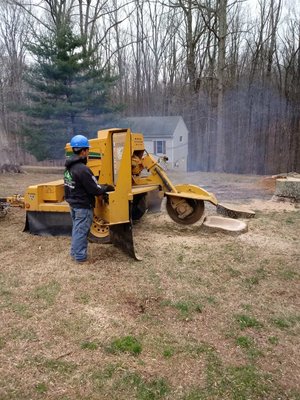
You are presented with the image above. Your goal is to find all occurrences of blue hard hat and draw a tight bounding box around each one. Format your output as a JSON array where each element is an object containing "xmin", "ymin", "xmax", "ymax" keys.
[{"xmin": 70, "ymin": 135, "xmax": 90, "ymax": 148}]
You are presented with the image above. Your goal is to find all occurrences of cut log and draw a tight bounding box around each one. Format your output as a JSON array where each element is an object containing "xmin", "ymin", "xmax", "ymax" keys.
[
  {"xmin": 202, "ymin": 215, "xmax": 248, "ymax": 235},
  {"xmin": 217, "ymin": 203, "xmax": 255, "ymax": 219},
  {"xmin": 274, "ymin": 178, "xmax": 300, "ymax": 202}
]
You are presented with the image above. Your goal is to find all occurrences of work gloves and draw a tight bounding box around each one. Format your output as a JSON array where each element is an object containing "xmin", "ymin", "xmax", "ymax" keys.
[
  {"xmin": 101, "ymin": 184, "xmax": 115, "ymax": 193},
  {"xmin": 99, "ymin": 184, "xmax": 115, "ymax": 203}
]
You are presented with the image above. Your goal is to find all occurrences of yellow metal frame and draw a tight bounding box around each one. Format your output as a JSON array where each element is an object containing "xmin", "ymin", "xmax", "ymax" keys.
[{"xmin": 24, "ymin": 181, "xmax": 69, "ymax": 212}]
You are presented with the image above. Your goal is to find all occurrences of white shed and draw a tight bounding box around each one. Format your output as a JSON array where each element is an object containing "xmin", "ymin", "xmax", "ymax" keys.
[{"xmin": 121, "ymin": 116, "xmax": 188, "ymax": 171}]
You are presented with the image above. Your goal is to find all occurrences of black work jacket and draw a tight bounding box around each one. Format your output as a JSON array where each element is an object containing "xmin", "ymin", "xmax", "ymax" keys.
[{"xmin": 64, "ymin": 156, "xmax": 105, "ymax": 209}]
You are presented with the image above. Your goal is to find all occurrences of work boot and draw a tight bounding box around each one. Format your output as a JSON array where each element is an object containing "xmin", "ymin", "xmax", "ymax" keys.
[
  {"xmin": 75, "ymin": 258, "xmax": 88, "ymax": 263},
  {"xmin": 74, "ymin": 258, "xmax": 97, "ymax": 264}
]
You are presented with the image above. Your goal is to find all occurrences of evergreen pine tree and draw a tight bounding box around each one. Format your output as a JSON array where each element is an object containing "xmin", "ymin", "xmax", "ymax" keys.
[{"xmin": 23, "ymin": 21, "xmax": 117, "ymax": 160}]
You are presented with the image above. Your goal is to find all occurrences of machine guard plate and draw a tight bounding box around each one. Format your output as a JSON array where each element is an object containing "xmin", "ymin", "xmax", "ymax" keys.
[
  {"xmin": 25, "ymin": 211, "xmax": 72, "ymax": 236},
  {"xmin": 165, "ymin": 184, "xmax": 218, "ymax": 205},
  {"xmin": 110, "ymin": 222, "xmax": 142, "ymax": 260}
]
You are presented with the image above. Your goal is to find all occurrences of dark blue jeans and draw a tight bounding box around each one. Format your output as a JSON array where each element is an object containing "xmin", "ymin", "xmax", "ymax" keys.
[{"xmin": 70, "ymin": 207, "xmax": 93, "ymax": 261}]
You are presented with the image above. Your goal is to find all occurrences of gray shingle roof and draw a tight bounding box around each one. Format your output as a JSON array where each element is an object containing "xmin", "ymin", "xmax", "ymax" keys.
[{"xmin": 119, "ymin": 116, "xmax": 183, "ymax": 138}]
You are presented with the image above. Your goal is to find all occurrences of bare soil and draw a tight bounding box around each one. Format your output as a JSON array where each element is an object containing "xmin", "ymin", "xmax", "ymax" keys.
[{"xmin": 0, "ymin": 170, "xmax": 299, "ymax": 400}]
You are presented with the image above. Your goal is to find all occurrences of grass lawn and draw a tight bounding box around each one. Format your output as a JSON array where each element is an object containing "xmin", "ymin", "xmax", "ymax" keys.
[{"xmin": 0, "ymin": 171, "xmax": 299, "ymax": 399}]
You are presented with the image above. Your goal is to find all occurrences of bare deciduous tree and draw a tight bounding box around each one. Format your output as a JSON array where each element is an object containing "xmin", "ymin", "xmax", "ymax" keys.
[
  {"xmin": 1, "ymin": 0, "xmax": 299, "ymax": 173},
  {"xmin": 0, "ymin": 0, "xmax": 31, "ymax": 167}
]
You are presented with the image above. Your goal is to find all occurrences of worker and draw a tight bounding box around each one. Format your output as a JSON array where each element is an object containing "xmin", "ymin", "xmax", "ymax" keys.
[{"xmin": 64, "ymin": 134, "xmax": 114, "ymax": 263}]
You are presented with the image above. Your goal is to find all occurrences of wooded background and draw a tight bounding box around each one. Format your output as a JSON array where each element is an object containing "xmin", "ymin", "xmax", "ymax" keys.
[{"xmin": 0, "ymin": 0, "xmax": 299, "ymax": 174}]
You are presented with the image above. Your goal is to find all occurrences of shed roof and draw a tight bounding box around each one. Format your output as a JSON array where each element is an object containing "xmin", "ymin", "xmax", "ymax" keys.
[{"xmin": 120, "ymin": 116, "xmax": 184, "ymax": 138}]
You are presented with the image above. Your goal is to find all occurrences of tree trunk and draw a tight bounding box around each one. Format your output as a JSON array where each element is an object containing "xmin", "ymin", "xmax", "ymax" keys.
[{"xmin": 215, "ymin": 0, "xmax": 227, "ymax": 172}]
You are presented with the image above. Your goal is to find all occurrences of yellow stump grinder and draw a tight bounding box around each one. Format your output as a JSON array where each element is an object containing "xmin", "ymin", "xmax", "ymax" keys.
[{"xmin": 2, "ymin": 128, "xmax": 221, "ymax": 259}]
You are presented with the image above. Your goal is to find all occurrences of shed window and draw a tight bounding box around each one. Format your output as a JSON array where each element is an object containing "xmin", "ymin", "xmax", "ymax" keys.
[
  {"xmin": 154, "ymin": 140, "xmax": 166, "ymax": 154},
  {"xmin": 180, "ymin": 136, "xmax": 183, "ymax": 142}
]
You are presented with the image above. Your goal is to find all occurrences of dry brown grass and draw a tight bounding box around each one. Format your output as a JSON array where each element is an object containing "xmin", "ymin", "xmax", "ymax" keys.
[{"xmin": 0, "ymin": 171, "xmax": 299, "ymax": 400}]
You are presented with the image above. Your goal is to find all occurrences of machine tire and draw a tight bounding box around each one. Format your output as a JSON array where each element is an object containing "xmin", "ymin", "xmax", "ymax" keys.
[
  {"xmin": 88, "ymin": 216, "xmax": 111, "ymax": 244},
  {"xmin": 166, "ymin": 197, "xmax": 205, "ymax": 225},
  {"xmin": 88, "ymin": 231, "xmax": 111, "ymax": 244}
]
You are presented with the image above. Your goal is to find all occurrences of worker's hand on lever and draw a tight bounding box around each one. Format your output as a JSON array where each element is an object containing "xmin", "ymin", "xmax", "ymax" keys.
[
  {"xmin": 101, "ymin": 184, "xmax": 115, "ymax": 193},
  {"xmin": 99, "ymin": 184, "xmax": 115, "ymax": 203}
]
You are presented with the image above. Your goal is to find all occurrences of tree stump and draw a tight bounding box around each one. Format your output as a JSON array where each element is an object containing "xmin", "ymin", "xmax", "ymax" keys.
[
  {"xmin": 202, "ymin": 215, "xmax": 248, "ymax": 235},
  {"xmin": 0, "ymin": 202, "xmax": 8, "ymax": 218},
  {"xmin": 217, "ymin": 203, "xmax": 255, "ymax": 219},
  {"xmin": 0, "ymin": 164, "xmax": 22, "ymax": 173},
  {"xmin": 274, "ymin": 178, "xmax": 300, "ymax": 202}
]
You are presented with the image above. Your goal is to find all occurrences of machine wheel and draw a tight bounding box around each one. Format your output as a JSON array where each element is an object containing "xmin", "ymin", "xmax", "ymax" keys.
[
  {"xmin": 132, "ymin": 194, "xmax": 147, "ymax": 221},
  {"xmin": 166, "ymin": 197, "xmax": 205, "ymax": 225},
  {"xmin": 88, "ymin": 215, "xmax": 111, "ymax": 243}
]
